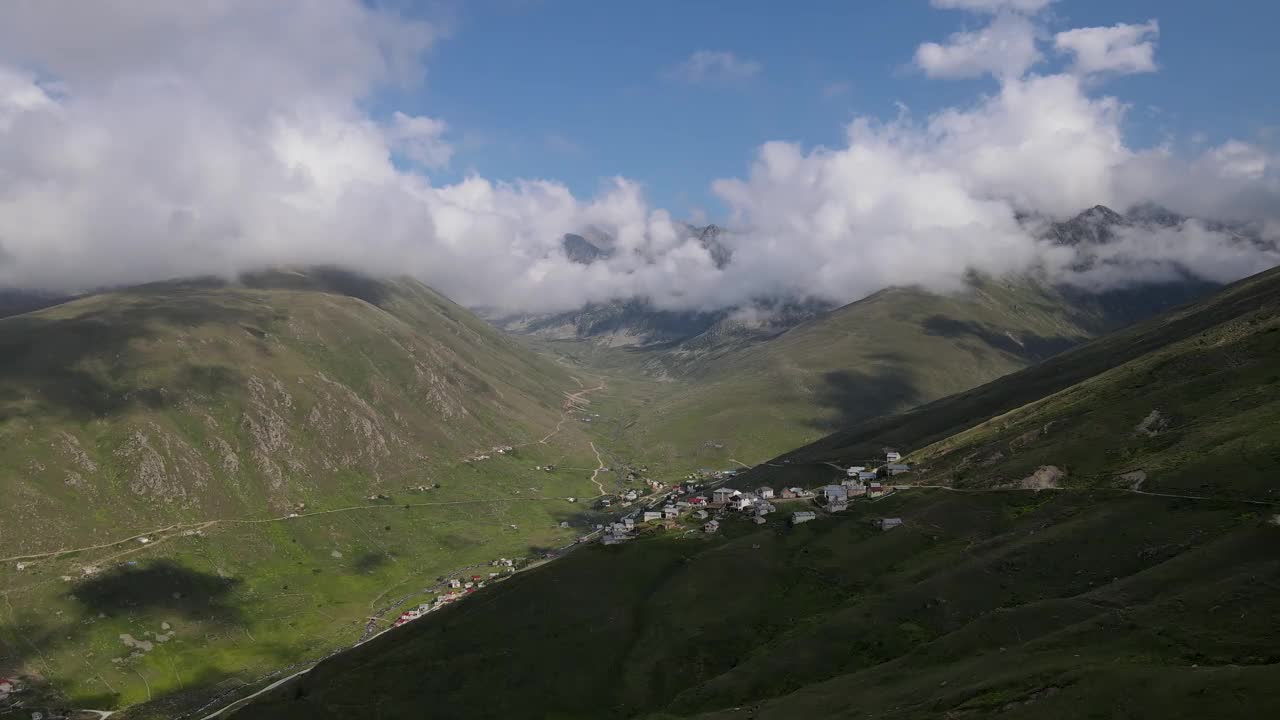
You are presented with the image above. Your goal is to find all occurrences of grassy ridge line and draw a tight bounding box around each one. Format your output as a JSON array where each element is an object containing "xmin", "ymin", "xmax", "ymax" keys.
[
  {"xmin": 1, "ymin": 497, "xmax": 585, "ymax": 565},
  {"xmin": 759, "ymin": 264, "xmax": 1280, "ymax": 472},
  {"xmin": 570, "ymin": 275, "xmax": 1136, "ymax": 477},
  {"xmin": 897, "ymin": 269, "xmax": 1280, "ymax": 500}
]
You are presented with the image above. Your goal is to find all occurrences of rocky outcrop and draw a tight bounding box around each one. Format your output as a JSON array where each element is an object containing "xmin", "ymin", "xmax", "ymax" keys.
[{"xmin": 1019, "ymin": 465, "xmax": 1066, "ymax": 490}]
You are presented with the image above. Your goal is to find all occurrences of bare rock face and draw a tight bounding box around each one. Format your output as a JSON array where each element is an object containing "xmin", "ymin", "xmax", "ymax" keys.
[
  {"xmin": 1019, "ymin": 465, "xmax": 1066, "ymax": 490},
  {"xmin": 116, "ymin": 430, "xmax": 171, "ymax": 499},
  {"xmin": 244, "ymin": 374, "xmax": 301, "ymax": 491},
  {"xmin": 57, "ymin": 431, "xmax": 99, "ymax": 474},
  {"xmin": 114, "ymin": 424, "xmax": 210, "ymax": 502},
  {"xmin": 1116, "ymin": 469, "xmax": 1147, "ymax": 490},
  {"xmin": 210, "ymin": 437, "xmax": 241, "ymax": 475},
  {"xmin": 1135, "ymin": 409, "xmax": 1169, "ymax": 437}
]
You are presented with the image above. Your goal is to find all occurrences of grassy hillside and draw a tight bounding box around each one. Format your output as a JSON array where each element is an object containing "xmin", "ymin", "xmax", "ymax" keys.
[
  {"xmin": 0, "ymin": 270, "xmax": 618, "ymax": 715},
  {"xmin": 751, "ymin": 265, "xmax": 1280, "ymax": 480},
  {"xmin": 228, "ymin": 490, "xmax": 1280, "ymax": 720},
  {"xmin": 590, "ymin": 275, "xmax": 1195, "ymax": 474},
  {"xmin": 224, "ymin": 266, "xmax": 1280, "ymax": 720}
]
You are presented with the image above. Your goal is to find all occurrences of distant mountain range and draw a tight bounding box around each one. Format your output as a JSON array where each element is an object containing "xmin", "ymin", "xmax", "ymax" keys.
[{"xmin": 500, "ymin": 204, "xmax": 1259, "ymax": 351}]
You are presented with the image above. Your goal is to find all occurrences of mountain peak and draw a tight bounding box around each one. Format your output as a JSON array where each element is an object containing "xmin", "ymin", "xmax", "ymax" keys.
[
  {"xmin": 1079, "ymin": 205, "xmax": 1124, "ymax": 223},
  {"xmin": 1046, "ymin": 204, "xmax": 1128, "ymax": 247},
  {"xmin": 562, "ymin": 233, "xmax": 607, "ymax": 265}
]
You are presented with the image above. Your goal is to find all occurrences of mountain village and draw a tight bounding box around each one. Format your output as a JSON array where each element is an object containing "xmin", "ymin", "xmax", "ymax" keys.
[
  {"xmin": 593, "ymin": 450, "xmax": 910, "ymax": 546},
  {"xmin": 373, "ymin": 451, "xmax": 911, "ymax": 637}
]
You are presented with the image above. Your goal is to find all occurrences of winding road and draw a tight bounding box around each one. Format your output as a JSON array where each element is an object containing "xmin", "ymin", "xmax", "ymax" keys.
[{"xmin": 587, "ymin": 442, "xmax": 608, "ymax": 495}]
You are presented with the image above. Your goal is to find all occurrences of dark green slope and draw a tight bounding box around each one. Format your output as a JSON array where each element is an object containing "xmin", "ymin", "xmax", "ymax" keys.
[
  {"xmin": 229, "ymin": 490, "xmax": 1280, "ymax": 720},
  {"xmin": 227, "ymin": 267, "xmax": 1280, "ymax": 720},
  {"xmin": 753, "ymin": 264, "xmax": 1280, "ymax": 482}
]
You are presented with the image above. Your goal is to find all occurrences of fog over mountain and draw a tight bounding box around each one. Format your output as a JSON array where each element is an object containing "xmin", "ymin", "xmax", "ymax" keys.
[{"xmin": 0, "ymin": 0, "xmax": 1276, "ymax": 313}]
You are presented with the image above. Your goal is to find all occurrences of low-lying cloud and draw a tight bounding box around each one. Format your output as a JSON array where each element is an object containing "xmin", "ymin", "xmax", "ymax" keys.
[{"xmin": 0, "ymin": 0, "xmax": 1275, "ymax": 314}]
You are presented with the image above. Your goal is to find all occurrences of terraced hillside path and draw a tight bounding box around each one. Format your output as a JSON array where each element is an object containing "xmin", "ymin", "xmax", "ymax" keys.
[
  {"xmin": 892, "ymin": 483, "xmax": 1279, "ymax": 506},
  {"xmin": 0, "ymin": 498, "xmax": 571, "ymax": 566},
  {"xmin": 588, "ymin": 442, "xmax": 608, "ymax": 495},
  {"xmin": 539, "ymin": 380, "xmax": 606, "ymax": 445}
]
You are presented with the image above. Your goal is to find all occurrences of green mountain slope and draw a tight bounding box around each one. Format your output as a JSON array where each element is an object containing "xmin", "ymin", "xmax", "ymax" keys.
[
  {"xmin": 0, "ymin": 270, "xmax": 613, "ymax": 714},
  {"xmin": 226, "ymin": 266, "xmax": 1280, "ymax": 720},
  {"xmin": 755, "ymin": 264, "xmax": 1280, "ymax": 485},
  {"xmin": 602, "ymin": 274, "xmax": 1208, "ymax": 472}
]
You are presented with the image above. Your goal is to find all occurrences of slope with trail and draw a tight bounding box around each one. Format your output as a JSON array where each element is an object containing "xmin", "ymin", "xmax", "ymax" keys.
[
  {"xmin": 0, "ymin": 269, "xmax": 621, "ymax": 716},
  {"xmin": 225, "ymin": 265, "xmax": 1280, "ymax": 720}
]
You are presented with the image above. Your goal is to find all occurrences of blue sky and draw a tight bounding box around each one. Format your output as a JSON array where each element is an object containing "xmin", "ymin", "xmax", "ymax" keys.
[{"xmin": 388, "ymin": 0, "xmax": 1279, "ymax": 219}]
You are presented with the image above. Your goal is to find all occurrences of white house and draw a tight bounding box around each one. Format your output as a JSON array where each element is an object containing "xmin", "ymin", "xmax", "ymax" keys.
[
  {"xmin": 878, "ymin": 517, "xmax": 904, "ymax": 530},
  {"xmin": 757, "ymin": 486, "xmax": 775, "ymax": 499},
  {"xmin": 846, "ymin": 466, "xmax": 866, "ymax": 476},
  {"xmin": 692, "ymin": 509, "xmax": 709, "ymax": 520},
  {"xmin": 731, "ymin": 495, "xmax": 757, "ymax": 512},
  {"xmin": 823, "ymin": 485, "xmax": 848, "ymax": 503},
  {"xmin": 829, "ymin": 501, "xmax": 848, "ymax": 513},
  {"xmin": 791, "ymin": 511, "xmax": 817, "ymax": 526},
  {"xmin": 662, "ymin": 505, "xmax": 680, "ymax": 520},
  {"xmin": 704, "ymin": 519, "xmax": 720, "ymax": 534},
  {"xmin": 885, "ymin": 451, "xmax": 902, "ymax": 463},
  {"xmin": 642, "ymin": 510, "xmax": 662, "ymax": 522}
]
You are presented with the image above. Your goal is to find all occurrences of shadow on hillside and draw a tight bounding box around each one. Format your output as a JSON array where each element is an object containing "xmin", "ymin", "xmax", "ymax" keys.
[
  {"xmin": 920, "ymin": 316, "xmax": 1079, "ymax": 362},
  {"xmin": 806, "ymin": 354, "xmax": 923, "ymax": 433},
  {"xmin": 352, "ymin": 552, "xmax": 393, "ymax": 574},
  {"xmin": 0, "ymin": 612, "xmax": 89, "ymax": 678},
  {"xmin": 0, "ymin": 293, "xmax": 262, "ymax": 421},
  {"xmin": 70, "ymin": 560, "xmax": 243, "ymax": 624},
  {"xmin": 238, "ymin": 266, "xmax": 391, "ymax": 306}
]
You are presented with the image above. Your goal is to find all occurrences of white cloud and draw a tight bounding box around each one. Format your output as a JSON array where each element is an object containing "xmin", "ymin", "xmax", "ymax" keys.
[
  {"xmin": 1205, "ymin": 140, "xmax": 1269, "ymax": 180},
  {"xmin": 669, "ymin": 50, "xmax": 762, "ymax": 84},
  {"xmin": 931, "ymin": 0, "xmax": 1055, "ymax": 14},
  {"xmin": 915, "ymin": 12, "xmax": 1043, "ymax": 80},
  {"xmin": 0, "ymin": 1, "xmax": 1274, "ymax": 315},
  {"xmin": 389, "ymin": 112, "xmax": 453, "ymax": 169},
  {"xmin": 1055, "ymin": 21, "xmax": 1159, "ymax": 76}
]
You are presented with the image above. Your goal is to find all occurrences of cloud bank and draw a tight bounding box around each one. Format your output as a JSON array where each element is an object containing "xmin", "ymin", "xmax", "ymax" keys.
[{"xmin": 0, "ymin": 0, "xmax": 1276, "ymax": 313}]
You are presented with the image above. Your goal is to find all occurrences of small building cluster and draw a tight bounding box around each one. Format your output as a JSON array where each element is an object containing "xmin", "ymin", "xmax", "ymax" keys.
[
  {"xmin": 843, "ymin": 451, "xmax": 912, "ymax": 481},
  {"xmin": 779, "ymin": 487, "xmax": 815, "ymax": 499},
  {"xmin": 467, "ymin": 445, "xmax": 513, "ymax": 463}
]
